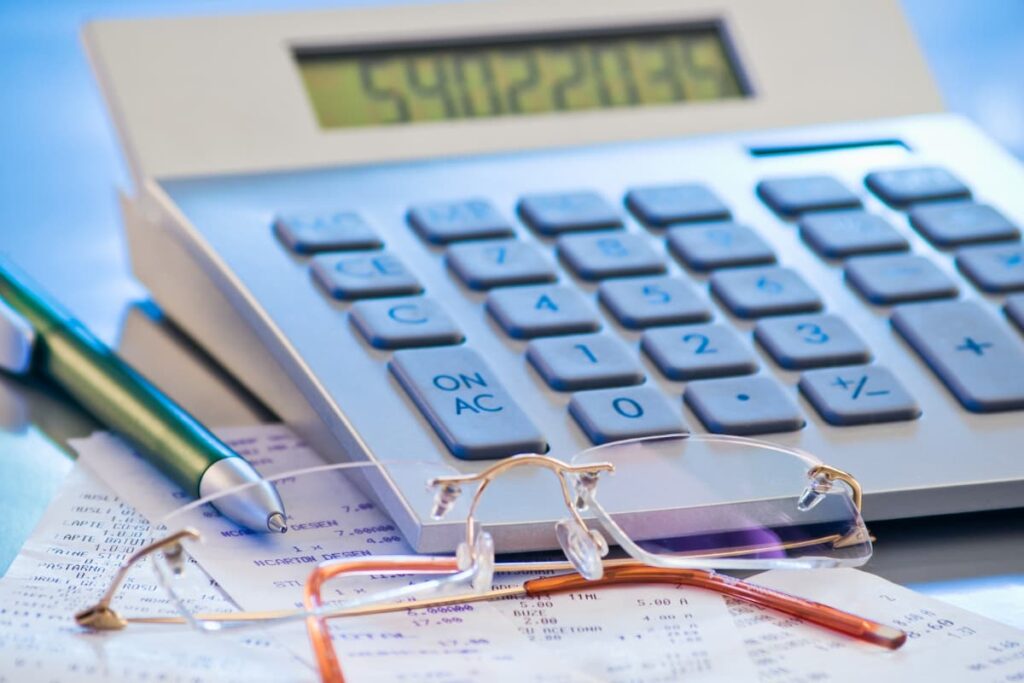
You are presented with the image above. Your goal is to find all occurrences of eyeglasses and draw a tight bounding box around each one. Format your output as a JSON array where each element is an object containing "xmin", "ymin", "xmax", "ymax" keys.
[{"xmin": 76, "ymin": 433, "xmax": 905, "ymax": 681}]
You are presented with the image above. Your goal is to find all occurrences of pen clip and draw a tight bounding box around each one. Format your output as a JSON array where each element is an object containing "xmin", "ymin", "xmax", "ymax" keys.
[{"xmin": 0, "ymin": 298, "xmax": 35, "ymax": 375}]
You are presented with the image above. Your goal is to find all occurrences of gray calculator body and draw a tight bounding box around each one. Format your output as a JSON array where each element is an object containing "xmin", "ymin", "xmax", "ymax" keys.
[{"xmin": 86, "ymin": 1, "xmax": 1024, "ymax": 552}]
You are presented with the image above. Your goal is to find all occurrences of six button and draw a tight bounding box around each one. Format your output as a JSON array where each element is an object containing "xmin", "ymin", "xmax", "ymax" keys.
[{"xmin": 710, "ymin": 266, "xmax": 823, "ymax": 318}]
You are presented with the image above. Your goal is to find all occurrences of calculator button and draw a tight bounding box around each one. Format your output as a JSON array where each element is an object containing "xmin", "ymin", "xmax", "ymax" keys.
[
  {"xmin": 798, "ymin": 210, "xmax": 909, "ymax": 259},
  {"xmin": 273, "ymin": 211, "xmax": 382, "ymax": 254},
  {"xmin": 845, "ymin": 254, "xmax": 958, "ymax": 305},
  {"xmin": 624, "ymin": 183, "xmax": 731, "ymax": 227},
  {"xmin": 527, "ymin": 334, "xmax": 644, "ymax": 391},
  {"xmin": 446, "ymin": 239, "xmax": 557, "ymax": 290},
  {"xmin": 557, "ymin": 232, "xmax": 666, "ymax": 280},
  {"xmin": 642, "ymin": 324, "xmax": 758, "ymax": 380},
  {"xmin": 710, "ymin": 267, "xmax": 823, "ymax": 319},
  {"xmin": 350, "ymin": 297, "xmax": 464, "ymax": 350},
  {"xmin": 667, "ymin": 221, "xmax": 776, "ymax": 272},
  {"xmin": 518, "ymin": 191, "xmax": 622, "ymax": 236},
  {"xmin": 864, "ymin": 166, "xmax": 971, "ymax": 206},
  {"xmin": 891, "ymin": 300, "xmax": 1024, "ymax": 412},
  {"xmin": 909, "ymin": 202, "xmax": 1020, "ymax": 248},
  {"xmin": 1006, "ymin": 295, "xmax": 1024, "ymax": 333},
  {"xmin": 956, "ymin": 243, "xmax": 1024, "ymax": 293},
  {"xmin": 389, "ymin": 347, "xmax": 547, "ymax": 460},
  {"xmin": 754, "ymin": 314, "xmax": 871, "ymax": 370},
  {"xmin": 598, "ymin": 276, "xmax": 710, "ymax": 329},
  {"xmin": 312, "ymin": 252, "xmax": 423, "ymax": 300},
  {"xmin": 756, "ymin": 175, "xmax": 861, "ymax": 216},
  {"xmin": 486, "ymin": 284, "xmax": 600, "ymax": 339},
  {"xmin": 570, "ymin": 386, "xmax": 686, "ymax": 445},
  {"xmin": 684, "ymin": 376, "xmax": 805, "ymax": 435},
  {"xmin": 407, "ymin": 199, "xmax": 514, "ymax": 245},
  {"xmin": 799, "ymin": 366, "xmax": 921, "ymax": 426}
]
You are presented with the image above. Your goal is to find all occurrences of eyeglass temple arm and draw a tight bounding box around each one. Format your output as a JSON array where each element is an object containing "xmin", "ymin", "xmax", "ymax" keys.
[{"xmin": 525, "ymin": 564, "xmax": 905, "ymax": 650}]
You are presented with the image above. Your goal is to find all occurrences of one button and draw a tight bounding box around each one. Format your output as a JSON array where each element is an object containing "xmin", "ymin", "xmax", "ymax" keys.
[
  {"xmin": 909, "ymin": 202, "xmax": 1020, "ymax": 248},
  {"xmin": 570, "ymin": 386, "xmax": 686, "ymax": 444},
  {"xmin": 312, "ymin": 252, "xmax": 423, "ymax": 300},
  {"xmin": 1006, "ymin": 294, "xmax": 1024, "ymax": 333},
  {"xmin": 350, "ymin": 297, "xmax": 464, "ymax": 349},
  {"xmin": 864, "ymin": 166, "xmax": 971, "ymax": 207},
  {"xmin": 625, "ymin": 183, "xmax": 731, "ymax": 227},
  {"xmin": 407, "ymin": 199, "xmax": 514, "ymax": 245},
  {"xmin": 710, "ymin": 267, "xmax": 823, "ymax": 319},
  {"xmin": 754, "ymin": 314, "xmax": 871, "ymax": 370},
  {"xmin": 667, "ymin": 222, "xmax": 776, "ymax": 272},
  {"xmin": 446, "ymin": 239, "xmax": 557, "ymax": 290},
  {"xmin": 799, "ymin": 365, "xmax": 920, "ymax": 426},
  {"xmin": 642, "ymin": 324, "xmax": 758, "ymax": 380},
  {"xmin": 845, "ymin": 254, "xmax": 958, "ymax": 305},
  {"xmin": 756, "ymin": 175, "xmax": 861, "ymax": 217},
  {"xmin": 518, "ymin": 191, "xmax": 621, "ymax": 236},
  {"xmin": 798, "ymin": 210, "xmax": 909, "ymax": 259},
  {"xmin": 891, "ymin": 300, "xmax": 1024, "ymax": 412},
  {"xmin": 598, "ymin": 276, "xmax": 710, "ymax": 329},
  {"xmin": 956, "ymin": 243, "xmax": 1024, "ymax": 293},
  {"xmin": 684, "ymin": 376, "xmax": 805, "ymax": 435},
  {"xmin": 274, "ymin": 211, "xmax": 382, "ymax": 254},
  {"xmin": 486, "ymin": 285, "xmax": 600, "ymax": 339},
  {"xmin": 557, "ymin": 232, "xmax": 666, "ymax": 281},
  {"xmin": 389, "ymin": 346, "xmax": 546, "ymax": 460},
  {"xmin": 527, "ymin": 334, "xmax": 644, "ymax": 391}
]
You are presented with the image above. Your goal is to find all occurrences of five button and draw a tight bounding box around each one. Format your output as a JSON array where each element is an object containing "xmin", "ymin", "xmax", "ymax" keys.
[{"xmin": 598, "ymin": 277, "xmax": 710, "ymax": 329}]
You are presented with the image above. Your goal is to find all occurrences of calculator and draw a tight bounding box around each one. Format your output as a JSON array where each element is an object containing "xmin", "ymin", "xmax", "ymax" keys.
[{"xmin": 86, "ymin": 0, "xmax": 1024, "ymax": 552}]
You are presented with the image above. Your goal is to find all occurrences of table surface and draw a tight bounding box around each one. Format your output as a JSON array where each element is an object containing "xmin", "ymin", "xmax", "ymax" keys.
[{"xmin": 1, "ymin": 0, "xmax": 1022, "ymax": 629}]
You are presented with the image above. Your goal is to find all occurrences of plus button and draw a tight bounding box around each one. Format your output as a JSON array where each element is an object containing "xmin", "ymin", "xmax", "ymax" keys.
[{"xmin": 956, "ymin": 337, "xmax": 993, "ymax": 356}]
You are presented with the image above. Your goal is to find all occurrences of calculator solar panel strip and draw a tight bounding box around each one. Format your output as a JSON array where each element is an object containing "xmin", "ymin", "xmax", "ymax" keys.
[{"xmin": 84, "ymin": 0, "xmax": 1024, "ymax": 553}]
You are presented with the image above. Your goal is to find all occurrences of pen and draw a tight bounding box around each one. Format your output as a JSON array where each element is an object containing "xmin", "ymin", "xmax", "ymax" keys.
[{"xmin": 0, "ymin": 256, "xmax": 287, "ymax": 533}]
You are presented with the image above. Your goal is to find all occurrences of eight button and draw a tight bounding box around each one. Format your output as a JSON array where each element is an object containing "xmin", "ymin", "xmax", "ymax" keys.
[
  {"xmin": 684, "ymin": 376, "xmax": 805, "ymax": 435},
  {"xmin": 667, "ymin": 221, "xmax": 776, "ymax": 272},
  {"xmin": 407, "ymin": 199, "xmax": 514, "ymax": 245},
  {"xmin": 350, "ymin": 297, "xmax": 463, "ymax": 349},
  {"xmin": 274, "ymin": 211, "xmax": 382, "ymax": 254},
  {"xmin": 312, "ymin": 251, "xmax": 423, "ymax": 300},
  {"xmin": 625, "ymin": 183, "xmax": 731, "ymax": 227},
  {"xmin": 798, "ymin": 210, "xmax": 909, "ymax": 259},
  {"xmin": 865, "ymin": 166, "xmax": 971, "ymax": 206},
  {"xmin": 570, "ymin": 386, "xmax": 686, "ymax": 444},
  {"xmin": 598, "ymin": 276, "xmax": 710, "ymax": 329},
  {"xmin": 956, "ymin": 243, "xmax": 1024, "ymax": 293},
  {"xmin": 710, "ymin": 266, "xmax": 823, "ymax": 318},
  {"xmin": 909, "ymin": 202, "xmax": 1019, "ymax": 248},
  {"xmin": 642, "ymin": 324, "xmax": 758, "ymax": 380},
  {"xmin": 756, "ymin": 175, "xmax": 861, "ymax": 216},
  {"xmin": 486, "ymin": 284, "xmax": 600, "ymax": 339},
  {"xmin": 518, "ymin": 191, "xmax": 621, "ymax": 236},
  {"xmin": 845, "ymin": 254, "xmax": 958, "ymax": 305},
  {"xmin": 557, "ymin": 232, "xmax": 666, "ymax": 280},
  {"xmin": 754, "ymin": 313, "xmax": 871, "ymax": 370},
  {"xmin": 446, "ymin": 239, "xmax": 557, "ymax": 290},
  {"xmin": 799, "ymin": 365, "xmax": 921, "ymax": 426},
  {"xmin": 527, "ymin": 333, "xmax": 644, "ymax": 391}
]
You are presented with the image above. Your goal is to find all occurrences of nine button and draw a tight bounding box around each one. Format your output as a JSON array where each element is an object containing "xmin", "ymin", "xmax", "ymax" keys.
[
  {"xmin": 710, "ymin": 266, "xmax": 823, "ymax": 318},
  {"xmin": 570, "ymin": 386, "xmax": 686, "ymax": 444},
  {"xmin": 845, "ymin": 254, "xmax": 958, "ymax": 305},
  {"xmin": 407, "ymin": 198, "xmax": 514, "ymax": 245},
  {"xmin": 446, "ymin": 239, "xmax": 557, "ymax": 290},
  {"xmin": 956, "ymin": 243, "xmax": 1024, "ymax": 293},
  {"xmin": 624, "ymin": 183, "xmax": 731, "ymax": 227},
  {"xmin": 864, "ymin": 166, "xmax": 971, "ymax": 206},
  {"xmin": 274, "ymin": 211, "xmax": 382, "ymax": 254},
  {"xmin": 798, "ymin": 210, "xmax": 909, "ymax": 259},
  {"xmin": 526, "ymin": 333, "xmax": 644, "ymax": 391},
  {"xmin": 667, "ymin": 221, "xmax": 776, "ymax": 272},
  {"xmin": 312, "ymin": 251, "xmax": 423, "ymax": 300},
  {"xmin": 486, "ymin": 284, "xmax": 600, "ymax": 339},
  {"xmin": 598, "ymin": 276, "xmax": 710, "ymax": 329},
  {"xmin": 799, "ymin": 365, "xmax": 921, "ymax": 426},
  {"xmin": 557, "ymin": 232, "xmax": 666, "ymax": 280},
  {"xmin": 684, "ymin": 376, "xmax": 805, "ymax": 435},
  {"xmin": 756, "ymin": 175, "xmax": 861, "ymax": 216},
  {"xmin": 909, "ymin": 202, "xmax": 1019, "ymax": 248},
  {"xmin": 350, "ymin": 297, "xmax": 463, "ymax": 349},
  {"xmin": 642, "ymin": 323, "xmax": 758, "ymax": 380},
  {"xmin": 518, "ymin": 191, "xmax": 621, "ymax": 236},
  {"xmin": 754, "ymin": 313, "xmax": 872, "ymax": 370}
]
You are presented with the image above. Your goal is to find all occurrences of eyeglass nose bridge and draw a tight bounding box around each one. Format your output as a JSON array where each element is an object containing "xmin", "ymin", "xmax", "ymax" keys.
[{"xmin": 427, "ymin": 454, "xmax": 614, "ymax": 566}]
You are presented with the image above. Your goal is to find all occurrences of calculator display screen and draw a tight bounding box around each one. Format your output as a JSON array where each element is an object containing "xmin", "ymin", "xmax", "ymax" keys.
[{"xmin": 295, "ymin": 23, "xmax": 747, "ymax": 128}]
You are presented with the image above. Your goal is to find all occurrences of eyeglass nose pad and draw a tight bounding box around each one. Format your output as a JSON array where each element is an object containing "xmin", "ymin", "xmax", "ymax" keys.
[
  {"xmin": 430, "ymin": 482, "xmax": 462, "ymax": 520},
  {"xmin": 162, "ymin": 542, "xmax": 187, "ymax": 576},
  {"xmin": 555, "ymin": 518, "xmax": 606, "ymax": 581},
  {"xmin": 455, "ymin": 529, "xmax": 495, "ymax": 593},
  {"xmin": 0, "ymin": 299, "xmax": 35, "ymax": 376},
  {"xmin": 797, "ymin": 472, "xmax": 833, "ymax": 512}
]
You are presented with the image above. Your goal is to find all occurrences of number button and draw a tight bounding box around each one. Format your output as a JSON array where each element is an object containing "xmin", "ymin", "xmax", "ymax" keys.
[
  {"xmin": 909, "ymin": 202, "xmax": 1019, "ymax": 248},
  {"xmin": 446, "ymin": 239, "xmax": 557, "ymax": 290},
  {"xmin": 684, "ymin": 376, "xmax": 805, "ymax": 435},
  {"xmin": 799, "ymin": 366, "xmax": 920, "ymax": 426},
  {"xmin": 518, "ymin": 191, "xmax": 622, "ymax": 236},
  {"xmin": 274, "ymin": 211, "xmax": 382, "ymax": 254},
  {"xmin": 486, "ymin": 285, "xmax": 600, "ymax": 339},
  {"xmin": 350, "ymin": 297, "xmax": 464, "ymax": 349},
  {"xmin": 311, "ymin": 251, "xmax": 423, "ymax": 300},
  {"xmin": 407, "ymin": 199, "xmax": 514, "ymax": 245},
  {"xmin": 956, "ymin": 243, "xmax": 1024, "ymax": 293},
  {"xmin": 389, "ymin": 346, "xmax": 546, "ymax": 459},
  {"xmin": 598, "ymin": 276, "xmax": 710, "ymax": 329},
  {"xmin": 527, "ymin": 333, "xmax": 644, "ymax": 391},
  {"xmin": 569, "ymin": 386, "xmax": 687, "ymax": 444},
  {"xmin": 754, "ymin": 314, "xmax": 871, "ymax": 369},
  {"xmin": 642, "ymin": 324, "xmax": 758, "ymax": 380},
  {"xmin": 798, "ymin": 210, "xmax": 909, "ymax": 259},
  {"xmin": 557, "ymin": 232, "xmax": 666, "ymax": 280},
  {"xmin": 667, "ymin": 221, "xmax": 776, "ymax": 272},
  {"xmin": 756, "ymin": 175, "xmax": 861, "ymax": 217},
  {"xmin": 624, "ymin": 183, "xmax": 731, "ymax": 227},
  {"xmin": 845, "ymin": 254, "xmax": 958, "ymax": 305},
  {"xmin": 710, "ymin": 267, "xmax": 823, "ymax": 318},
  {"xmin": 864, "ymin": 166, "xmax": 971, "ymax": 207}
]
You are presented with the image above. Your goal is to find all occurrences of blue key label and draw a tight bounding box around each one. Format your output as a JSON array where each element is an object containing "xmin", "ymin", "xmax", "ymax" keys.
[
  {"xmin": 831, "ymin": 375, "xmax": 889, "ymax": 399},
  {"xmin": 387, "ymin": 304, "xmax": 428, "ymax": 324},
  {"xmin": 336, "ymin": 254, "xmax": 405, "ymax": 278},
  {"xmin": 682, "ymin": 333, "xmax": 716, "ymax": 355},
  {"xmin": 574, "ymin": 344, "xmax": 598, "ymax": 364},
  {"xmin": 797, "ymin": 323, "xmax": 829, "ymax": 344},
  {"xmin": 612, "ymin": 397, "xmax": 644, "ymax": 419},
  {"xmin": 535, "ymin": 295, "xmax": 558, "ymax": 311},
  {"xmin": 956, "ymin": 337, "xmax": 993, "ymax": 356},
  {"xmin": 431, "ymin": 372, "xmax": 503, "ymax": 415}
]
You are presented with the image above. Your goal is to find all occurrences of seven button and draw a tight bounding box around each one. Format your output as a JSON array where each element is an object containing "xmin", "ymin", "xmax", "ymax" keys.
[{"xmin": 447, "ymin": 239, "xmax": 557, "ymax": 290}]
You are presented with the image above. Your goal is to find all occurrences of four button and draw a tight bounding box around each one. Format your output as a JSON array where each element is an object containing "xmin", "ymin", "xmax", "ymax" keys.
[
  {"xmin": 625, "ymin": 183, "xmax": 731, "ymax": 227},
  {"xmin": 527, "ymin": 333, "xmax": 644, "ymax": 391},
  {"xmin": 557, "ymin": 232, "xmax": 666, "ymax": 280},
  {"xmin": 845, "ymin": 254, "xmax": 958, "ymax": 305},
  {"xmin": 710, "ymin": 267, "xmax": 823, "ymax": 318},
  {"xmin": 408, "ymin": 199, "xmax": 514, "ymax": 245},
  {"xmin": 518, "ymin": 191, "xmax": 621, "ymax": 235},
  {"xmin": 486, "ymin": 285, "xmax": 600, "ymax": 339},
  {"xmin": 667, "ymin": 222, "xmax": 776, "ymax": 272}
]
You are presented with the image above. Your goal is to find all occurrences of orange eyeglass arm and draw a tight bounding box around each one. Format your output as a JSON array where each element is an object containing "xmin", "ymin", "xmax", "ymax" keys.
[{"xmin": 525, "ymin": 565, "xmax": 907, "ymax": 650}]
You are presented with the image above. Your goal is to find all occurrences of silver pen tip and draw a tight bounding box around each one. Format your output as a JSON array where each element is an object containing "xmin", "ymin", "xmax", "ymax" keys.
[{"xmin": 267, "ymin": 512, "xmax": 287, "ymax": 534}]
